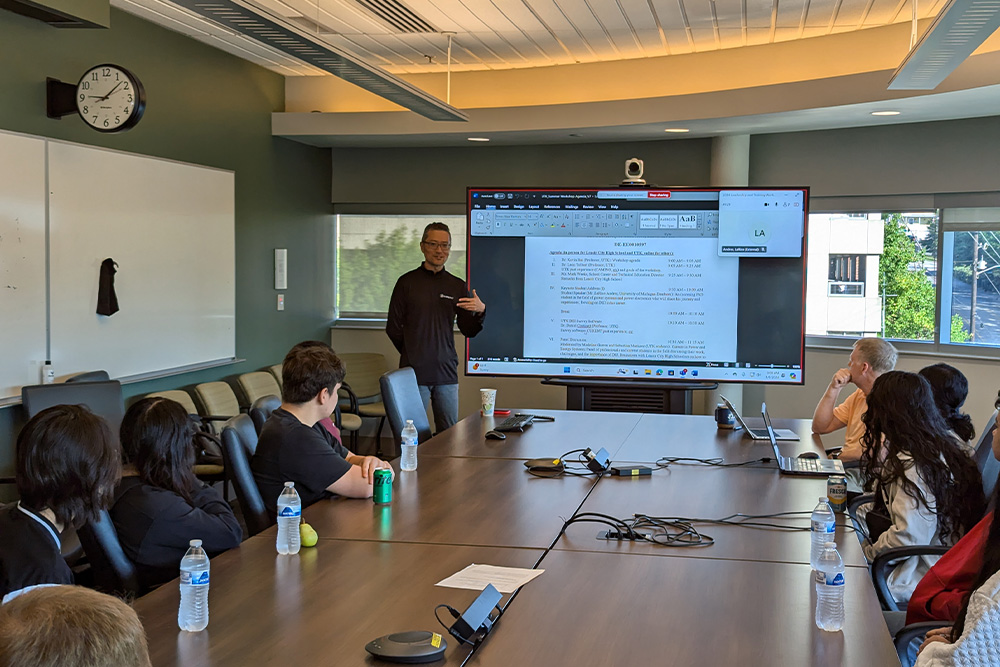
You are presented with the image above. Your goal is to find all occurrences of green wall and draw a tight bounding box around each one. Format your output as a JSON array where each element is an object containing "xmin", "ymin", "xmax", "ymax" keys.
[{"xmin": 0, "ymin": 9, "xmax": 333, "ymax": 476}]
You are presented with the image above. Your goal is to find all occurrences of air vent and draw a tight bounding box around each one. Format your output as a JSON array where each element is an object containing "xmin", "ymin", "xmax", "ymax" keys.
[
  {"xmin": 168, "ymin": 0, "xmax": 466, "ymax": 121},
  {"xmin": 352, "ymin": 0, "xmax": 436, "ymax": 33},
  {"xmin": 574, "ymin": 386, "xmax": 690, "ymax": 414},
  {"xmin": 0, "ymin": 0, "xmax": 109, "ymax": 28}
]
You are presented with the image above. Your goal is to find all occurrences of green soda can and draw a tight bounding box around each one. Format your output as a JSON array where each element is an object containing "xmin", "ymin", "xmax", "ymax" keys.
[{"xmin": 373, "ymin": 468, "xmax": 393, "ymax": 505}]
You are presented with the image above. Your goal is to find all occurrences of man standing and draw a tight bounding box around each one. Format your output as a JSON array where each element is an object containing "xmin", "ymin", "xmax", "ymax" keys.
[
  {"xmin": 387, "ymin": 222, "xmax": 486, "ymax": 432},
  {"xmin": 812, "ymin": 337, "xmax": 898, "ymax": 463}
]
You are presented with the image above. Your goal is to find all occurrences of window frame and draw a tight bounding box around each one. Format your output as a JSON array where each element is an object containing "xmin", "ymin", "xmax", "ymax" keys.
[{"xmin": 806, "ymin": 206, "xmax": 1000, "ymax": 361}]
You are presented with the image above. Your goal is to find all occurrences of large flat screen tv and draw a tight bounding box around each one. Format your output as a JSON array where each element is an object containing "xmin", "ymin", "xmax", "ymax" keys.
[{"xmin": 465, "ymin": 186, "xmax": 808, "ymax": 386}]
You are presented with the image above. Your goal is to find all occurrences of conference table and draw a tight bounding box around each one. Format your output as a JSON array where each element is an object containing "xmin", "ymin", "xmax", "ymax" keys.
[{"xmin": 132, "ymin": 409, "xmax": 898, "ymax": 666}]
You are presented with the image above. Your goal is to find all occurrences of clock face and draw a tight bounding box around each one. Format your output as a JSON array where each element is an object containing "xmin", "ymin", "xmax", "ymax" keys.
[{"xmin": 75, "ymin": 64, "xmax": 145, "ymax": 133}]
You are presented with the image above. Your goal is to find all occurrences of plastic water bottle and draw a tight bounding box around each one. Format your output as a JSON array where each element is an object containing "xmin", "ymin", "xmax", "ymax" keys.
[
  {"xmin": 815, "ymin": 541, "xmax": 845, "ymax": 631},
  {"xmin": 810, "ymin": 496, "xmax": 836, "ymax": 569},
  {"xmin": 400, "ymin": 420, "xmax": 418, "ymax": 472},
  {"xmin": 276, "ymin": 481, "xmax": 301, "ymax": 555},
  {"xmin": 178, "ymin": 539, "xmax": 210, "ymax": 632}
]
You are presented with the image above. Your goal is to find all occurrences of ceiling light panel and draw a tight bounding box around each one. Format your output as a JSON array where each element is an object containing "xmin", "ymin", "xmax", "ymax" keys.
[
  {"xmin": 889, "ymin": 0, "xmax": 1000, "ymax": 90},
  {"xmin": 167, "ymin": 0, "xmax": 468, "ymax": 120}
]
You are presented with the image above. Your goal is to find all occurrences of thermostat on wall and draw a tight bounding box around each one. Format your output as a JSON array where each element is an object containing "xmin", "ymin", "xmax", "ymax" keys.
[{"xmin": 275, "ymin": 249, "xmax": 287, "ymax": 290}]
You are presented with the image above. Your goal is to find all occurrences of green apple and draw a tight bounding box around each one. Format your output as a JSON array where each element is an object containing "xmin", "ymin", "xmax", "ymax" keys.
[{"xmin": 300, "ymin": 522, "xmax": 318, "ymax": 548}]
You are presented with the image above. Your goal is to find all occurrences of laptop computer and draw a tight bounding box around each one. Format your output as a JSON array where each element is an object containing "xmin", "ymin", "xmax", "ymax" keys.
[
  {"xmin": 761, "ymin": 403, "xmax": 845, "ymax": 476},
  {"xmin": 720, "ymin": 395, "xmax": 799, "ymax": 441}
]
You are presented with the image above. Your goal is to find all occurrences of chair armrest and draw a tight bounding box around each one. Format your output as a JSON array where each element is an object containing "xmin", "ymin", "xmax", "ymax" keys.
[
  {"xmin": 0, "ymin": 475, "xmax": 15, "ymax": 485},
  {"xmin": 872, "ymin": 545, "xmax": 951, "ymax": 611},
  {"xmin": 338, "ymin": 383, "xmax": 359, "ymax": 414},
  {"xmin": 894, "ymin": 621, "xmax": 950, "ymax": 667},
  {"xmin": 847, "ymin": 492, "xmax": 875, "ymax": 539}
]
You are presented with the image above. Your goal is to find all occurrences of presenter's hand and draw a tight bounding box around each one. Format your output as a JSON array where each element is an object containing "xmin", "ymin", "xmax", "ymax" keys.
[
  {"xmin": 457, "ymin": 289, "xmax": 485, "ymax": 313},
  {"xmin": 828, "ymin": 367, "xmax": 852, "ymax": 392}
]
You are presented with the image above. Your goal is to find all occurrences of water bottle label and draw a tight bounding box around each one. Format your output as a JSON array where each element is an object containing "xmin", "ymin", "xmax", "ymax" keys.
[
  {"xmin": 826, "ymin": 572, "xmax": 845, "ymax": 586},
  {"xmin": 278, "ymin": 505, "xmax": 301, "ymax": 517},
  {"xmin": 812, "ymin": 519, "xmax": 835, "ymax": 533},
  {"xmin": 180, "ymin": 570, "xmax": 210, "ymax": 586}
]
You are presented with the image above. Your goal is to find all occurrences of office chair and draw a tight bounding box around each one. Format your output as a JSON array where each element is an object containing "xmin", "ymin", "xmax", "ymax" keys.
[
  {"xmin": 379, "ymin": 367, "xmax": 432, "ymax": 459},
  {"xmin": 193, "ymin": 382, "xmax": 242, "ymax": 435},
  {"xmin": 76, "ymin": 509, "xmax": 141, "ymax": 599},
  {"xmin": 338, "ymin": 353, "xmax": 390, "ymax": 455},
  {"xmin": 65, "ymin": 370, "xmax": 111, "ymax": 383},
  {"xmin": 249, "ymin": 394, "xmax": 281, "ymax": 435},
  {"xmin": 221, "ymin": 414, "xmax": 271, "ymax": 537},
  {"xmin": 22, "ymin": 380, "xmax": 125, "ymax": 433},
  {"xmin": 237, "ymin": 371, "xmax": 281, "ymax": 407},
  {"xmin": 268, "ymin": 363, "xmax": 283, "ymax": 388}
]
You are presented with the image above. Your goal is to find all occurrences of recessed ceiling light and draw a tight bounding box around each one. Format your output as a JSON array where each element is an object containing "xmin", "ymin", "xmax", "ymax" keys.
[
  {"xmin": 467, "ymin": 137, "xmax": 490, "ymax": 142},
  {"xmin": 871, "ymin": 110, "xmax": 901, "ymax": 116},
  {"xmin": 664, "ymin": 128, "xmax": 690, "ymax": 133}
]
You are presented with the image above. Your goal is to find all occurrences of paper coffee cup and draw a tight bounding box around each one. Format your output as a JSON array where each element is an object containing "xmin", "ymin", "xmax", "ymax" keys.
[{"xmin": 480, "ymin": 388, "xmax": 497, "ymax": 416}]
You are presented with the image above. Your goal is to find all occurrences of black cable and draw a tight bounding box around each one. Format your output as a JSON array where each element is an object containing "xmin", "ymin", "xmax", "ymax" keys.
[{"xmin": 655, "ymin": 456, "xmax": 773, "ymax": 468}]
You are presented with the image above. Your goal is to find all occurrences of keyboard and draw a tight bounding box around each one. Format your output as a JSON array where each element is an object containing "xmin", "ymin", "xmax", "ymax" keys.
[{"xmin": 495, "ymin": 413, "xmax": 535, "ymax": 432}]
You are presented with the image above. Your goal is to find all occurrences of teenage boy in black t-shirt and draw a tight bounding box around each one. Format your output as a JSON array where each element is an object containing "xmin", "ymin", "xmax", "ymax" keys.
[{"xmin": 252, "ymin": 341, "xmax": 392, "ymax": 518}]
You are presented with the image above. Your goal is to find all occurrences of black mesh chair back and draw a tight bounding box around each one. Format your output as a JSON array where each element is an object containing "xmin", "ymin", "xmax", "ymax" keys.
[
  {"xmin": 379, "ymin": 367, "xmax": 432, "ymax": 450},
  {"xmin": 249, "ymin": 394, "xmax": 281, "ymax": 436},
  {"xmin": 22, "ymin": 380, "xmax": 125, "ymax": 433},
  {"xmin": 65, "ymin": 370, "xmax": 111, "ymax": 383},
  {"xmin": 221, "ymin": 414, "xmax": 270, "ymax": 537},
  {"xmin": 76, "ymin": 509, "xmax": 140, "ymax": 599}
]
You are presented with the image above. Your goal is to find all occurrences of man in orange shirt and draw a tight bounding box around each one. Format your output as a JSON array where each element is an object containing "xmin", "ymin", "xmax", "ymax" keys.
[{"xmin": 811, "ymin": 337, "xmax": 898, "ymax": 484}]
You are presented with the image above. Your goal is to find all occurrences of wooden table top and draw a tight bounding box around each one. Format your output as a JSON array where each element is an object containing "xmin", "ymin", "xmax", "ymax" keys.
[
  {"xmin": 132, "ymin": 537, "xmax": 543, "ymax": 667},
  {"xmin": 556, "ymin": 465, "xmax": 867, "ymax": 567},
  {"xmin": 302, "ymin": 455, "xmax": 597, "ymax": 549},
  {"xmin": 611, "ymin": 413, "xmax": 827, "ymax": 462},
  {"xmin": 417, "ymin": 409, "xmax": 643, "ymax": 460},
  {"xmin": 466, "ymin": 549, "xmax": 897, "ymax": 667}
]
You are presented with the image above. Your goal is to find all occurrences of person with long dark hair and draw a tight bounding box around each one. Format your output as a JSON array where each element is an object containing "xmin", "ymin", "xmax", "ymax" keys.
[
  {"xmin": 860, "ymin": 371, "xmax": 985, "ymax": 604},
  {"xmin": 915, "ymin": 406, "xmax": 1000, "ymax": 665},
  {"xmin": 110, "ymin": 397, "xmax": 242, "ymax": 591},
  {"xmin": 919, "ymin": 363, "xmax": 976, "ymax": 445},
  {"xmin": 0, "ymin": 405, "xmax": 120, "ymax": 603}
]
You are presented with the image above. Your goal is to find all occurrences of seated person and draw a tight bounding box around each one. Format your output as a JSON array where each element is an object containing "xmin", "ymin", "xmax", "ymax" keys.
[
  {"xmin": 915, "ymin": 466, "xmax": 1000, "ymax": 663},
  {"xmin": 860, "ymin": 371, "xmax": 985, "ymax": 605},
  {"xmin": 907, "ymin": 397, "xmax": 1000, "ymax": 626},
  {"xmin": 0, "ymin": 405, "xmax": 120, "ymax": 603},
  {"xmin": 919, "ymin": 363, "xmax": 976, "ymax": 448},
  {"xmin": 252, "ymin": 341, "xmax": 392, "ymax": 518},
  {"xmin": 110, "ymin": 397, "xmax": 243, "ymax": 591},
  {"xmin": 0, "ymin": 584, "xmax": 151, "ymax": 667},
  {"xmin": 812, "ymin": 337, "xmax": 898, "ymax": 465}
]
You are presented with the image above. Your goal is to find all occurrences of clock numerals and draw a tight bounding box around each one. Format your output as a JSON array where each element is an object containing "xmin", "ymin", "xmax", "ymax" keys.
[{"xmin": 75, "ymin": 64, "xmax": 145, "ymax": 133}]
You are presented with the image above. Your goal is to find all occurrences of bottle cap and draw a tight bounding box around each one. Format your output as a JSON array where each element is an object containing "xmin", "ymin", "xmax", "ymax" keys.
[
  {"xmin": 285, "ymin": 481, "xmax": 295, "ymax": 488},
  {"xmin": 819, "ymin": 497, "xmax": 826, "ymax": 502},
  {"xmin": 190, "ymin": 539, "xmax": 202, "ymax": 547},
  {"xmin": 406, "ymin": 419, "xmax": 413, "ymax": 424}
]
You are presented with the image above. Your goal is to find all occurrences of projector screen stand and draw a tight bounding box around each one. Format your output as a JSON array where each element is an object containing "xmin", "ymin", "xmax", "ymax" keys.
[{"xmin": 541, "ymin": 378, "xmax": 719, "ymax": 415}]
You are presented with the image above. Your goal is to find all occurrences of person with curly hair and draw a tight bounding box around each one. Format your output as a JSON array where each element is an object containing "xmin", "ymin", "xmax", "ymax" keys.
[{"xmin": 860, "ymin": 371, "xmax": 985, "ymax": 605}]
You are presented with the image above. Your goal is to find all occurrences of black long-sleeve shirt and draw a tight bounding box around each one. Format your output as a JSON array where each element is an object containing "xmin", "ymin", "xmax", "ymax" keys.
[
  {"xmin": 110, "ymin": 477, "xmax": 243, "ymax": 591},
  {"xmin": 386, "ymin": 264, "xmax": 485, "ymax": 385}
]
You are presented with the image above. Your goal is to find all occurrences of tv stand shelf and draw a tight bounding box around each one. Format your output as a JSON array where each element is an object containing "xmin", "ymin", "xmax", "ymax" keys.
[{"xmin": 541, "ymin": 378, "xmax": 719, "ymax": 415}]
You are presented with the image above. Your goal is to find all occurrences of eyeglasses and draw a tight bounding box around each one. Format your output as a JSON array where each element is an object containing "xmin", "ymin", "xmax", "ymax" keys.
[{"xmin": 422, "ymin": 241, "xmax": 451, "ymax": 250}]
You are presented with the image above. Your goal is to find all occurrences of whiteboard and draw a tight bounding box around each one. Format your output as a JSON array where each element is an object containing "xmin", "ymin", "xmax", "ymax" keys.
[
  {"xmin": 0, "ymin": 130, "xmax": 236, "ymax": 401},
  {"xmin": 0, "ymin": 132, "xmax": 47, "ymax": 399},
  {"xmin": 48, "ymin": 142, "xmax": 235, "ymax": 383}
]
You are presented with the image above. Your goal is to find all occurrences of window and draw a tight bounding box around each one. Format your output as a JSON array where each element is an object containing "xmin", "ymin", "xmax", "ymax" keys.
[
  {"xmin": 807, "ymin": 212, "xmax": 938, "ymax": 342},
  {"xmin": 828, "ymin": 254, "xmax": 867, "ymax": 297},
  {"xmin": 336, "ymin": 214, "xmax": 466, "ymax": 319},
  {"xmin": 938, "ymin": 209, "xmax": 1000, "ymax": 347}
]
